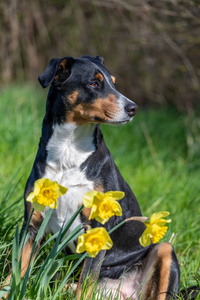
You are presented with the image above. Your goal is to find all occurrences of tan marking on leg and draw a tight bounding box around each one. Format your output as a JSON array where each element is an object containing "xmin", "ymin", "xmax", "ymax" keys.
[
  {"xmin": 111, "ymin": 75, "xmax": 116, "ymax": 84},
  {"xmin": 140, "ymin": 243, "xmax": 173, "ymax": 300},
  {"xmin": 21, "ymin": 239, "xmax": 34, "ymax": 277},
  {"xmin": 157, "ymin": 242, "xmax": 172, "ymax": 300},
  {"xmin": 66, "ymin": 94, "xmax": 119, "ymax": 125},
  {"xmin": 67, "ymin": 91, "xmax": 79, "ymax": 105},
  {"xmin": 95, "ymin": 72, "xmax": 104, "ymax": 82}
]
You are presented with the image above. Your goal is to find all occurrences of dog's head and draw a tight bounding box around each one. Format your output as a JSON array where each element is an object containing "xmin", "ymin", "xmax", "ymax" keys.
[{"xmin": 38, "ymin": 55, "xmax": 138, "ymax": 126}]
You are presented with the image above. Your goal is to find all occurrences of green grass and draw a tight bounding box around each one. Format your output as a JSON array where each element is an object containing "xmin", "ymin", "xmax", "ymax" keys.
[{"xmin": 0, "ymin": 84, "xmax": 200, "ymax": 299}]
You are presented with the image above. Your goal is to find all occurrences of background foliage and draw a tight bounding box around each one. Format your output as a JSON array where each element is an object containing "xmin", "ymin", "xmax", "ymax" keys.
[{"xmin": 1, "ymin": 0, "xmax": 200, "ymax": 110}]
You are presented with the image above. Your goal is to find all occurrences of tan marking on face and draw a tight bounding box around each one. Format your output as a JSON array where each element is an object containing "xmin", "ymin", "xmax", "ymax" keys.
[
  {"xmin": 68, "ymin": 91, "xmax": 79, "ymax": 105},
  {"xmin": 111, "ymin": 76, "xmax": 116, "ymax": 84},
  {"xmin": 82, "ymin": 207, "xmax": 91, "ymax": 219},
  {"xmin": 95, "ymin": 72, "xmax": 104, "ymax": 82},
  {"xmin": 157, "ymin": 242, "xmax": 172, "ymax": 299},
  {"xmin": 94, "ymin": 183, "xmax": 104, "ymax": 193},
  {"xmin": 66, "ymin": 94, "xmax": 120, "ymax": 126}
]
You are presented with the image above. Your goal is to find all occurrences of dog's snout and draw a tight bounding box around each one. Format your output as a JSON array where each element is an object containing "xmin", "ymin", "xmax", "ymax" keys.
[{"xmin": 125, "ymin": 103, "xmax": 138, "ymax": 117}]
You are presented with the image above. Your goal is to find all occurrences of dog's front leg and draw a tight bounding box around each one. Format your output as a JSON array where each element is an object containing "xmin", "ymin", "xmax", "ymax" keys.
[
  {"xmin": 1, "ymin": 210, "xmax": 43, "ymax": 299},
  {"xmin": 76, "ymin": 250, "xmax": 106, "ymax": 300},
  {"xmin": 19, "ymin": 210, "xmax": 44, "ymax": 277}
]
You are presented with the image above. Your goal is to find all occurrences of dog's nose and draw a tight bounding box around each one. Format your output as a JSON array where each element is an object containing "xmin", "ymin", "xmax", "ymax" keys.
[{"xmin": 125, "ymin": 102, "xmax": 138, "ymax": 117}]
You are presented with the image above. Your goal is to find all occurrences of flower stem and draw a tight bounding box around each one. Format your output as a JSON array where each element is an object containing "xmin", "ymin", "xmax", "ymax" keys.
[{"xmin": 108, "ymin": 216, "xmax": 148, "ymax": 235}]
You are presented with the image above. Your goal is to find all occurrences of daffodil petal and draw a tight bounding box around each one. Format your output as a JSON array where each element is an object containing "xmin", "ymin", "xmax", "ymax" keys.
[
  {"xmin": 156, "ymin": 218, "xmax": 171, "ymax": 226},
  {"xmin": 49, "ymin": 201, "xmax": 58, "ymax": 209},
  {"xmin": 88, "ymin": 204, "xmax": 98, "ymax": 220},
  {"xmin": 94, "ymin": 216, "xmax": 109, "ymax": 224},
  {"xmin": 32, "ymin": 178, "xmax": 48, "ymax": 197},
  {"xmin": 86, "ymin": 251, "xmax": 99, "ymax": 258},
  {"xmin": 105, "ymin": 191, "xmax": 125, "ymax": 201},
  {"xmin": 96, "ymin": 227, "xmax": 113, "ymax": 243},
  {"xmin": 55, "ymin": 183, "xmax": 68, "ymax": 197},
  {"xmin": 34, "ymin": 178, "xmax": 46, "ymax": 192},
  {"xmin": 26, "ymin": 192, "xmax": 36, "ymax": 203},
  {"xmin": 139, "ymin": 234, "xmax": 151, "ymax": 248},
  {"xmin": 83, "ymin": 191, "xmax": 100, "ymax": 207},
  {"xmin": 44, "ymin": 178, "xmax": 54, "ymax": 187},
  {"xmin": 139, "ymin": 228, "xmax": 152, "ymax": 247},
  {"xmin": 150, "ymin": 211, "xmax": 170, "ymax": 224},
  {"xmin": 32, "ymin": 201, "xmax": 46, "ymax": 212},
  {"xmin": 111, "ymin": 200, "xmax": 122, "ymax": 216},
  {"xmin": 76, "ymin": 235, "xmax": 86, "ymax": 254},
  {"xmin": 102, "ymin": 238, "xmax": 113, "ymax": 250}
]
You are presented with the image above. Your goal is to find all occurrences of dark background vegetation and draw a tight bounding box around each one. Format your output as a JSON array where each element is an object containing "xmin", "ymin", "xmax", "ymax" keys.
[{"xmin": 1, "ymin": 0, "xmax": 200, "ymax": 111}]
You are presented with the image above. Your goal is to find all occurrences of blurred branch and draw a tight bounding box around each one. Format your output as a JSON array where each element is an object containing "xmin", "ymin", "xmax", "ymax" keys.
[{"xmin": 150, "ymin": 19, "xmax": 199, "ymax": 89}]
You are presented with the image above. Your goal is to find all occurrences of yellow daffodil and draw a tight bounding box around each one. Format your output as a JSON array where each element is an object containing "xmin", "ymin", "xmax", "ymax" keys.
[
  {"xmin": 76, "ymin": 227, "xmax": 113, "ymax": 258},
  {"xmin": 26, "ymin": 178, "xmax": 68, "ymax": 212},
  {"xmin": 139, "ymin": 211, "xmax": 171, "ymax": 247},
  {"xmin": 83, "ymin": 190, "xmax": 124, "ymax": 224}
]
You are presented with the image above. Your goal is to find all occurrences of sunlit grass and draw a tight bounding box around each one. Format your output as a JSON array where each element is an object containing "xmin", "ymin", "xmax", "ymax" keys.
[{"xmin": 0, "ymin": 84, "xmax": 199, "ymax": 298}]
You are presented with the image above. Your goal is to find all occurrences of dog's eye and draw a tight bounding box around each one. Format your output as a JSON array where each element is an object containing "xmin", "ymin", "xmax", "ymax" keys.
[{"xmin": 89, "ymin": 81, "xmax": 99, "ymax": 88}]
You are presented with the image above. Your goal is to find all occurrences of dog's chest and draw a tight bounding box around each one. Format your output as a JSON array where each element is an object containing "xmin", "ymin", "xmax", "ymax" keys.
[
  {"xmin": 42, "ymin": 167, "xmax": 94, "ymax": 237},
  {"xmin": 41, "ymin": 123, "xmax": 95, "ymax": 249}
]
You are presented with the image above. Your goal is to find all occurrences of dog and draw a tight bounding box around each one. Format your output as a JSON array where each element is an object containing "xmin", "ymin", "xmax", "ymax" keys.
[{"xmin": 11, "ymin": 55, "xmax": 181, "ymax": 299}]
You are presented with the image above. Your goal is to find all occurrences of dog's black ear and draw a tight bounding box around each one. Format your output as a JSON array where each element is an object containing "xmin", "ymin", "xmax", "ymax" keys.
[
  {"xmin": 38, "ymin": 57, "xmax": 75, "ymax": 88},
  {"xmin": 95, "ymin": 56, "xmax": 104, "ymax": 65},
  {"xmin": 82, "ymin": 55, "xmax": 105, "ymax": 65}
]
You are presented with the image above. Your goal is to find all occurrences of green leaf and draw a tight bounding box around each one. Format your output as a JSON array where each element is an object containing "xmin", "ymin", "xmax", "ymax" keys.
[
  {"xmin": 51, "ymin": 252, "xmax": 87, "ymax": 299},
  {"xmin": 0, "ymin": 286, "xmax": 11, "ymax": 298}
]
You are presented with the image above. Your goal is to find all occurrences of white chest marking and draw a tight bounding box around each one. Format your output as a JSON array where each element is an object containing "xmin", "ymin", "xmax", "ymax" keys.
[{"xmin": 41, "ymin": 123, "xmax": 96, "ymax": 251}]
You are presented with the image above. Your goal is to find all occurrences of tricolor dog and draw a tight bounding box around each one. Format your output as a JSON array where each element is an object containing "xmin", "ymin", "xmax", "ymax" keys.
[{"xmin": 19, "ymin": 55, "xmax": 180, "ymax": 299}]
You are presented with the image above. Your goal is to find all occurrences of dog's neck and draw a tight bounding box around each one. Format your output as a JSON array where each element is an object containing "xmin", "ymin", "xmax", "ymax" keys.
[{"xmin": 45, "ymin": 122, "xmax": 96, "ymax": 170}]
